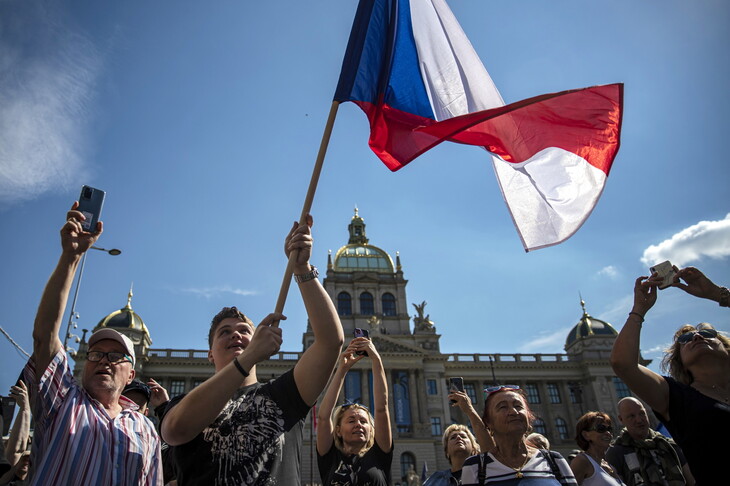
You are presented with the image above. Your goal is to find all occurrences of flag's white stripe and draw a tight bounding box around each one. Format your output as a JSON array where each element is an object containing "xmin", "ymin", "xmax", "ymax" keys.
[
  {"xmin": 409, "ymin": 0, "xmax": 504, "ymax": 122},
  {"xmin": 491, "ymin": 147, "xmax": 607, "ymax": 251}
]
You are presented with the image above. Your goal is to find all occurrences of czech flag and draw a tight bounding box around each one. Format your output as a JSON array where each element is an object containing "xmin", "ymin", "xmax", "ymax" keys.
[{"xmin": 334, "ymin": 0, "xmax": 623, "ymax": 251}]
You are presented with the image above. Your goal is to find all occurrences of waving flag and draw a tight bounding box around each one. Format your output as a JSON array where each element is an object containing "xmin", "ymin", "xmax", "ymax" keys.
[{"xmin": 334, "ymin": 0, "xmax": 623, "ymax": 251}]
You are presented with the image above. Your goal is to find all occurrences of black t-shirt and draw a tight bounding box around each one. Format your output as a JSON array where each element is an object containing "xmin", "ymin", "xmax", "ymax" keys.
[
  {"xmin": 317, "ymin": 441, "xmax": 393, "ymax": 486},
  {"xmin": 165, "ymin": 370, "xmax": 309, "ymax": 486},
  {"xmin": 653, "ymin": 376, "xmax": 730, "ymax": 486}
]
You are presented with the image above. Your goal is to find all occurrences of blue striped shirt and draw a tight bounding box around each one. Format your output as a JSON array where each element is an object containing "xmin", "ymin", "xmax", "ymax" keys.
[{"xmin": 24, "ymin": 350, "xmax": 163, "ymax": 485}]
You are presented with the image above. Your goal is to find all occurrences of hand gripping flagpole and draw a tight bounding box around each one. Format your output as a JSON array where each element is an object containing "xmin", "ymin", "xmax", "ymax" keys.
[{"xmin": 272, "ymin": 101, "xmax": 340, "ymax": 325}]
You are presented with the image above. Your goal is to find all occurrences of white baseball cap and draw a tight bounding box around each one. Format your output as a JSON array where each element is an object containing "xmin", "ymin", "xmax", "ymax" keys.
[{"xmin": 88, "ymin": 329, "xmax": 136, "ymax": 366}]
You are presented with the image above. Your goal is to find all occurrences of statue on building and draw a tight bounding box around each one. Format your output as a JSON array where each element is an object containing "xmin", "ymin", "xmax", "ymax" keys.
[
  {"xmin": 412, "ymin": 301, "xmax": 434, "ymax": 331},
  {"xmin": 406, "ymin": 465, "xmax": 421, "ymax": 486},
  {"xmin": 367, "ymin": 315, "xmax": 382, "ymax": 333}
]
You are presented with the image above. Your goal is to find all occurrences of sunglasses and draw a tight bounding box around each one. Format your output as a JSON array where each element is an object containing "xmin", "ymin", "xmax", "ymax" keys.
[
  {"xmin": 483, "ymin": 384, "xmax": 520, "ymax": 399},
  {"xmin": 87, "ymin": 351, "xmax": 133, "ymax": 364},
  {"xmin": 341, "ymin": 400, "xmax": 369, "ymax": 412},
  {"xmin": 676, "ymin": 328, "xmax": 718, "ymax": 345},
  {"xmin": 589, "ymin": 423, "xmax": 612, "ymax": 433}
]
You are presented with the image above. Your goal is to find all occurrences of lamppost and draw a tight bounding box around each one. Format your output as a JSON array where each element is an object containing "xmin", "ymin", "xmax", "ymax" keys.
[{"xmin": 63, "ymin": 245, "xmax": 122, "ymax": 354}]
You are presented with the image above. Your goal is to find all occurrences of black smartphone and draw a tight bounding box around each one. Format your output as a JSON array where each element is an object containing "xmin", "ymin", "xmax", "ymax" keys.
[
  {"xmin": 77, "ymin": 185, "xmax": 106, "ymax": 232},
  {"xmin": 448, "ymin": 377, "xmax": 465, "ymax": 404},
  {"xmin": 353, "ymin": 328, "xmax": 370, "ymax": 356}
]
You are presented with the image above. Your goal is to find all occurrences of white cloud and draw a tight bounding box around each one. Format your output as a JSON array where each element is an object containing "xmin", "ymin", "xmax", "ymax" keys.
[
  {"xmin": 179, "ymin": 286, "xmax": 259, "ymax": 300},
  {"xmin": 596, "ymin": 266, "xmax": 618, "ymax": 279},
  {"xmin": 517, "ymin": 326, "xmax": 572, "ymax": 353},
  {"xmin": 0, "ymin": 3, "xmax": 102, "ymax": 205},
  {"xmin": 641, "ymin": 214, "xmax": 730, "ymax": 267}
]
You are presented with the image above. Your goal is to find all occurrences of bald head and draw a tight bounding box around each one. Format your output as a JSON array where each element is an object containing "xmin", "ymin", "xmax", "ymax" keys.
[{"xmin": 617, "ymin": 397, "xmax": 650, "ymax": 440}]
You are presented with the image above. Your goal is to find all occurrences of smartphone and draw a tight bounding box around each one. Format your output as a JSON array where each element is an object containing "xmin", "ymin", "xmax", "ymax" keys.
[
  {"xmin": 650, "ymin": 260, "xmax": 677, "ymax": 290},
  {"xmin": 448, "ymin": 377, "xmax": 465, "ymax": 403},
  {"xmin": 353, "ymin": 328, "xmax": 370, "ymax": 356},
  {"xmin": 77, "ymin": 185, "xmax": 106, "ymax": 232}
]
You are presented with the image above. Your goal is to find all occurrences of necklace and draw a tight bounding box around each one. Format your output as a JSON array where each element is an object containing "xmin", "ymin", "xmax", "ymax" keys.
[
  {"xmin": 494, "ymin": 448, "xmax": 531, "ymax": 478},
  {"xmin": 693, "ymin": 382, "xmax": 730, "ymax": 403}
]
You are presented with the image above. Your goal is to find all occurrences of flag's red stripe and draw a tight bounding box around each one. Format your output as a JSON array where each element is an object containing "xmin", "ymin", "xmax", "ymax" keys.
[{"xmin": 356, "ymin": 84, "xmax": 623, "ymax": 174}]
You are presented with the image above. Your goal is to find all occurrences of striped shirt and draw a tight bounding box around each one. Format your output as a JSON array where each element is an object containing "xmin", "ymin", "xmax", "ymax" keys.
[{"xmin": 24, "ymin": 350, "xmax": 163, "ymax": 486}]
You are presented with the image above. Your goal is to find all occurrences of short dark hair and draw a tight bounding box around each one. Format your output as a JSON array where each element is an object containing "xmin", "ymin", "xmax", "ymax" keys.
[
  {"xmin": 208, "ymin": 306, "xmax": 252, "ymax": 348},
  {"xmin": 575, "ymin": 411, "xmax": 612, "ymax": 450}
]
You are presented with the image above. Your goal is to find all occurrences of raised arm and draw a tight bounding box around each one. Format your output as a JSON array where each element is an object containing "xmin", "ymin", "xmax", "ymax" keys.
[
  {"xmin": 32, "ymin": 203, "xmax": 102, "ymax": 373},
  {"xmin": 5, "ymin": 381, "xmax": 31, "ymax": 466},
  {"xmin": 161, "ymin": 312, "xmax": 284, "ymax": 446},
  {"xmin": 610, "ymin": 276, "xmax": 669, "ymax": 416},
  {"xmin": 355, "ymin": 338, "xmax": 392, "ymax": 453},
  {"xmin": 316, "ymin": 344, "xmax": 363, "ymax": 455},
  {"xmin": 449, "ymin": 390, "xmax": 495, "ymax": 453},
  {"xmin": 290, "ymin": 216, "xmax": 344, "ymax": 406}
]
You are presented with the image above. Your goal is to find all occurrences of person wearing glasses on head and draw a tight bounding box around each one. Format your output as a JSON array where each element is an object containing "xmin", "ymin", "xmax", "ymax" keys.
[
  {"xmin": 461, "ymin": 385, "xmax": 577, "ymax": 485},
  {"xmin": 611, "ymin": 266, "xmax": 729, "ymax": 485},
  {"xmin": 316, "ymin": 337, "xmax": 392, "ymax": 486},
  {"xmin": 23, "ymin": 203, "xmax": 162, "ymax": 485},
  {"xmin": 570, "ymin": 412, "xmax": 625, "ymax": 485}
]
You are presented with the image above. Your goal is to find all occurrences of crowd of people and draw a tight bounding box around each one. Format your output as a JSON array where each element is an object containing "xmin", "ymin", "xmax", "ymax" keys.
[{"xmin": 0, "ymin": 203, "xmax": 727, "ymax": 485}]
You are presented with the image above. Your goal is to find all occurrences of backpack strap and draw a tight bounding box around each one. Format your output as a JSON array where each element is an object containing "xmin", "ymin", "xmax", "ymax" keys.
[
  {"xmin": 540, "ymin": 449, "xmax": 564, "ymax": 481},
  {"xmin": 477, "ymin": 453, "xmax": 494, "ymax": 486}
]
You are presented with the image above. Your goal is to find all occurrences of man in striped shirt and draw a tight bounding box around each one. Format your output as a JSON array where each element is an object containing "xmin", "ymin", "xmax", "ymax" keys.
[{"xmin": 24, "ymin": 202, "xmax": 163, "ymax": 485}]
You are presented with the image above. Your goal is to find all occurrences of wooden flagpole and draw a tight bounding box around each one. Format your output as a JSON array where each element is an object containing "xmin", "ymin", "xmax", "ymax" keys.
[{"xmin": 272, "ymin": 101, "xmax": 341, "ymax": 324}]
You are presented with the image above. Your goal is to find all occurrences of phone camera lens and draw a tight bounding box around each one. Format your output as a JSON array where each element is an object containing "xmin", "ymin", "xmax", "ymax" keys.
[{"xmin": 82, "ymin": 187, "xmax": 93, "ymax": 199}]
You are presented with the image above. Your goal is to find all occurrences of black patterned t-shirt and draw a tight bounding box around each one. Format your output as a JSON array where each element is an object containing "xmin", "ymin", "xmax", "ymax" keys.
[{"xmin": 166, "ymin": 370, "xmax": 309, "ymax": 486}]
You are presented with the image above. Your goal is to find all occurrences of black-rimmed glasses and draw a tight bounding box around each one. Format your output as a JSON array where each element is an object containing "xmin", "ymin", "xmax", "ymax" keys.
[{"xmin": 87, "ymin": 351, "xmax": 132, "ymax": 364}]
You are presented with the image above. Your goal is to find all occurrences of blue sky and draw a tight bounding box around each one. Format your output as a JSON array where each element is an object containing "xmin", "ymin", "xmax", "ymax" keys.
[{"xmin": 1, "ymin": 0, "xmax": 728, "ymax": 396}]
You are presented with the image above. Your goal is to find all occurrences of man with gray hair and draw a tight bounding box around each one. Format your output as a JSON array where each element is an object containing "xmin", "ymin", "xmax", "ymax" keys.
[{"xmin": 606, "ymin": 397, "xmax": 694, "ymax": 486}]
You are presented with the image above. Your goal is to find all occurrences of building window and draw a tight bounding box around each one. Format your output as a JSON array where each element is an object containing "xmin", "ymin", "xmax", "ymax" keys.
[
  {"xmin": 337, "ymin": 292, "xmax": 352, "ymax": 316},
  {"xmin": 464, "ymin": 383, "xmax": 477, "ymax": 405},
  {"xmin": 547, "ymin": 383, "xmax": 561, "ymax": 404},
  {"xmin": 555, "ymin": 417, "xmax": 569, "ymax": 440},
  {"xmin": 400, "ymin": 452, "xmax": 417, "ymax": 483},
  {"xmin": 345, "ymin": 371, "xmax": 363, "ymax": 404},
  {"xmin": 430, "ymin": 417, "xmax": 442, "ymax": 436},
  {"xmin": 192, "ymin": 379, "xmax": 205, "ymax": 389},
  {"xmin": 525, "ymin": 383, "xmax": 541, "ymax": 404},
  {"xmin": 170, "ymin": 380, "xmax": 185, "ymax": 397},
  {"xmin": 392, "ymin": 371, "xmax": 412, "ymax": 433},
  {"xmin": 427, "ymin": 379, "xmax": 438, "ymax": 395},
  {"xmin": 569, "ymin": 382, "xmax": 583, "ymax": 404},
  {"xmin": 613, "ymin": 376, "xmax": 632, "ymax": 399},
  {"xmin": 533, "ymin": 417, "xmax": 547, "ymax": 436},
  {"xmin": 382, "ymin": 292, "xmax": 396, "ymax": 316},
  {"xmin": 360, "ymin": 292, "xmax": 374, "ymax": 315}
]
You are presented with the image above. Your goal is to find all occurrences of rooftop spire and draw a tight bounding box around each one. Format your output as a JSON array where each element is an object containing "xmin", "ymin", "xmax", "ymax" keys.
[{"xmin": 348, "ymin": 206, "xmax": 368, "ymax": 244}]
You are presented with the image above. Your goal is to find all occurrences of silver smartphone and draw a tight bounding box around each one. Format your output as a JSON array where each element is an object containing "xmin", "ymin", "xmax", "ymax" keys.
[
  {"xmin": 650, "ymin": 260, "xmax": 677, "ymax": 290},
  {"xmin": 77, "ymin": 185, "xmax": 105, "ymax": 232}
]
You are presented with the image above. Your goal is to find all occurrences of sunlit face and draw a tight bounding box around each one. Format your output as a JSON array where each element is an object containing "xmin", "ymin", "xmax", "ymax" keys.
[
  {"xmin": 446, "ymin": 429, "xmax": 474, "ymax": 459},
  {"xmin": 679, "ymin": 327, "xmax": 725, "ymax": 367},
  {"xmin": 336, "ymin": 407, "xmax": 372, "ymax": 447},
  {"xmin": 487, "ymin": 391, "xmax": 530, "ymax": 435},
  {"xmin": 82, "ymin": 339, "xmax": 135, "ymax": 398},
  {"xmin": 582, "ymin": 419, "xmax": 613, "ymax": 451},
  {"xmin": 618, "ymin": 400, "xmax": 649, "ymax": 439},
  {"xmin": 208, "ymin": 317, "xmax": 254, "ymax": 371}
]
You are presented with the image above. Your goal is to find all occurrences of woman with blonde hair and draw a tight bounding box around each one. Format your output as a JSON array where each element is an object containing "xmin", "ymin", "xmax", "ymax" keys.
[
  {"xmin": 569, "ymin": 412, "xmax": 624, "ymax": 485},
  {"xmin": 424, "ymin": 424, "xmax": 481, "ymax": 485},
  {"xmin": 611, "ymin": 266, "xmax": 729, "ymax": 485},
  {"xmin": 316, "ymin": 337, "xmax": 392, "ymax": 485}
]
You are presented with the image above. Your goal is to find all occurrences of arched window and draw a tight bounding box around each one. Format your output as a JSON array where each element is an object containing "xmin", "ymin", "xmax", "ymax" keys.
[
  {"xmin": 533, "ymin": 417, "xmax": 547, "ymax": 436},
  {"xmin": 381, "ymin": 292, "xmax": 396, "ymax": 316},
  {"xmin": 400, "ymin": 452, "xmax": 416, "ymax": 483},
  {"xmin": 555, "ymin": 417, "xmax": 569, "ymax": 440},
  {"xmin": 360, "ymin": 292, "xmax": 374, "ymax": 315},
  {"xmin": 337, "ymin": 292, "xmax": 352, "ymax": 316}
]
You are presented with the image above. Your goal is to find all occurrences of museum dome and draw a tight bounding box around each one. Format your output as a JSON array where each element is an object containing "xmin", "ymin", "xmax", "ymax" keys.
[
  {"xmin": 332, "ymin": 208, "xmax": 395, "ymax": 273},
  {"xmin": 95, "ymin": 286, "xmax": 150, "ymax": 335},
  {"xmin": 565, "ymin": 298, "xmax": 617, "ymax": 348}
]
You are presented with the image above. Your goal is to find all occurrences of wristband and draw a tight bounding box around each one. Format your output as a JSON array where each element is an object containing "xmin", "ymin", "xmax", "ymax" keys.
[
  {"xmin": 719, "ymin": 287, "xmax": 729, "ymax": 308},
  {"xmin": 628, "ymin": 312, "xmax": 645, "ymax": 323},
  {"xmin": 294, "ymin": 265, "xmax": 319, "ymax": 284},
  {"xmin": 233, "ymin": 358, "xmax": 249, "ymax": 377}
]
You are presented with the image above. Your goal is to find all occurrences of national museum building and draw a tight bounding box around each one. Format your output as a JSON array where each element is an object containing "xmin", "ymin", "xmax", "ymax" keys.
[{"xmin": 72, "ymin": 210, "xmax": 644, "ymax": 485}]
